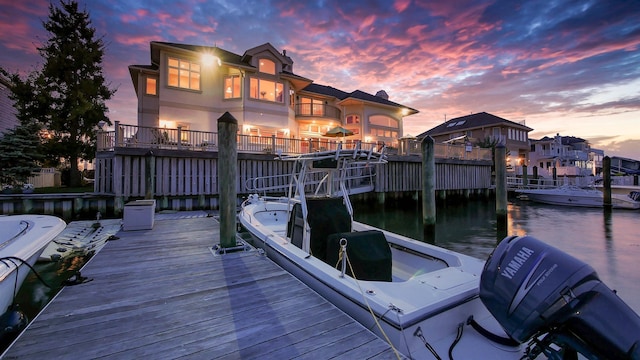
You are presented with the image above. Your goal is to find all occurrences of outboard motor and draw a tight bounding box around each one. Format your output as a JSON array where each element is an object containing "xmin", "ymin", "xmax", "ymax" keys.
[{"xmin": 480, "ymin": 235, "xmax": 640, "ymax": 359}]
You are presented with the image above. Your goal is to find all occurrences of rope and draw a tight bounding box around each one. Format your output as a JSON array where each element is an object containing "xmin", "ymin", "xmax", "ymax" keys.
[
  {"xmin": 448, "ymin": 322, "xmax": 464, "ymax": 360},
  {"xmin": 0, "ymin": 256, "xmax": 52, "ymax": 289},
  {"xmin": 1, "ymin": 256, "xmax": 53, "ymax": 309},
  {"xmin": 341, "ymin": 247, "xmax": 403, "ymax": 360}
]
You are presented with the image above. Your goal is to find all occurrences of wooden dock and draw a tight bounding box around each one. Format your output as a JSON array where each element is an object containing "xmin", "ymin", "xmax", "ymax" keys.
[{"xmin": 3, "ymin": 214, "xmax": 401, "ymax": 359}]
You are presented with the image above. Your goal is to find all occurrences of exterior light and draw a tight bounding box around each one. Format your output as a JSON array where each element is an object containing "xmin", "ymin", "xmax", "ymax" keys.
[{"xmin": 202, "ymin": 53, "xmax": 221, "ymax": 67}]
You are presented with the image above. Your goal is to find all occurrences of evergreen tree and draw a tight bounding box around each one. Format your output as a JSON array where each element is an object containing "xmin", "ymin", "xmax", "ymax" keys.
[
  {"xmin": 37, "ymin": 0, "xmax": 115, "ymax": 186},
  {"xmin": 0, "ymin": 69, "xmax": 45, "ymax": 189},
  {"xmin": 0, "ymin": 125, "xmax": 43, "ymax": 189}
]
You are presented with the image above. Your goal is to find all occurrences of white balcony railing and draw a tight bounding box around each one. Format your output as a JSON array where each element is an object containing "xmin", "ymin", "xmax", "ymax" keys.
[{"xmin": 97, "ymin": 123, "xmax": 492, "ymax": 160}]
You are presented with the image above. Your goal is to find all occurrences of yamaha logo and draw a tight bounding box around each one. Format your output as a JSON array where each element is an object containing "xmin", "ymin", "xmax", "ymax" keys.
[{"xmin": 501, "ymin": 246, "xmax": 535, "ymax": 280}]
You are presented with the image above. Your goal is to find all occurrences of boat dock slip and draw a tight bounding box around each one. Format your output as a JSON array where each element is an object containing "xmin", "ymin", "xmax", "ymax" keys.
[{"xmin": 3, "ymin": 215, "xmax": 401, "ymax": 359}]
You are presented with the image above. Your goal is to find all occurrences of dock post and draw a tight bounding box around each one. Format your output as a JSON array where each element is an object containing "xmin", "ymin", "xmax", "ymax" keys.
[
  {"xmin": 218, "ymin": 112, "xmax": 238, "ymax": 248},
  {"xmin": 495, "ymin": 144, "xmax": 508, "ymax": 240},
  {"xmin": 421, "ymin": 136, "xmax": 436, "ymax": 243},
  {"xmin": 144, "ymin": 150, "xmax": 155, "ymax": 200},
  {"xmin": 603, "ymin": 156, "xmax": 612, "ymax": 209},
  {"xmin": 522, "ymin": 164, "xmax": 528, "ymax": 187}
]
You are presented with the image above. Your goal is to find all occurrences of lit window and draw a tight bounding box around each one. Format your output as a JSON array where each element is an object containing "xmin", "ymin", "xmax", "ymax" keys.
[
  {"xmin": 259, "ymin": 59, "xmax": 276, "ymax": 74},
  {"xmin": 224, "ymin": 75, "xmax": 241, "ymax": 99},
  {"xmin": 299, "ymin": 97, "xmax": 323, "ymax": 115},
  {"xmin": 167, "ymin": 57, "xmax": 200, "ymax": 90},
  {"xmin": 346, "ymin": 115, "xmax": 360, "ymax": 124},
  {"xmin": 146, "ymin": 77, "xmax": 157, "ymax": 96},
  {"xmin": 369, "ymin": 115, "xmax": 398, "ymax": 128},
  {"xmin": 249, "ymin": 77, "xmax": 284, "ymax": 103}
]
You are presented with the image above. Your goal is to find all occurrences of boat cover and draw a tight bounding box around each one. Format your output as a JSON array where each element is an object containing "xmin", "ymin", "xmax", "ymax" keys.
[{"xmin": 326, "ymin": 230, "xmax": 392, "ymax": 282}]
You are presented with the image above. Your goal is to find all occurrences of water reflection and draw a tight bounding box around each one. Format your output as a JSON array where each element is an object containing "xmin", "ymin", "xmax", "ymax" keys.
[{"xmin": 351, "ymin": 196, "xmax": 640, "ymax": 313}]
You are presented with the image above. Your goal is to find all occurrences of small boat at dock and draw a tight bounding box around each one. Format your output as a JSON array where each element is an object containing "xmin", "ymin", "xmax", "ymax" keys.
[
  {"xmin": 238, "ymin": 145, "xmax": 640, "ymax": 359},
  {"xmin": 0, "ymin": 215, "xmax": 65, "ymax": 339}
]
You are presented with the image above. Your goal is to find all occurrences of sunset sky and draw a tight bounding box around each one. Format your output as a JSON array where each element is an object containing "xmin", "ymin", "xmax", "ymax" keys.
[{"xmin": 1, "ymin": 0, "xmax": 639, "ymax": 159}]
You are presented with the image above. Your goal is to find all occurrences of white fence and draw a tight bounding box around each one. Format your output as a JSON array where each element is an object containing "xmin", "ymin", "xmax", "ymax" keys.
[{"xmin": 27, "ymin": 168, "xmax": 60, "ymax": 188}]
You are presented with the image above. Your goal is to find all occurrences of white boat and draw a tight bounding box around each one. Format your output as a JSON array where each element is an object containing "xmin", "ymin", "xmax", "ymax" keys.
[
  {"xmin": 515, "ymin": 185, "xmax": 640, "ymax": 209},
  {"xmin": 238, "ymin": 146, "xmax": 640, "ymax": 359},
  {"xmin": 0, "ymin": 215, "xmax": 66, "ymax": 317}
]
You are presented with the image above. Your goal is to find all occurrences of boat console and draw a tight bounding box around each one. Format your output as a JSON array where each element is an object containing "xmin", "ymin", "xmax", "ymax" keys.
[{"xmin": 480, "ymin": 235, "xmax": 640, "ymax": 359}]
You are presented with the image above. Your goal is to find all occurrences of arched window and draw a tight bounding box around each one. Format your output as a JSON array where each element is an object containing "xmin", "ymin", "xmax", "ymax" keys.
[
  {"xmin": 369, "ymin": 115, "xmax": 398, "ymax": 128},
  {"xmin": 259, "ymin": 58, "xmax": 276, "ymax": 75}
]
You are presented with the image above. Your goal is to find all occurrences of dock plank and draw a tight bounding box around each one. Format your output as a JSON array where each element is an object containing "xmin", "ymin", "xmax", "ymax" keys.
[{"xmin": 3, "ymin": 216, "xmax": 401, "ymax": 359}]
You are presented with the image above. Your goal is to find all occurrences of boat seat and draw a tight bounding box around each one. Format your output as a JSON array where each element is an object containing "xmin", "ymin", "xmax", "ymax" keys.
[
  {"xmin": 306, "ymin": 197, "xmax": 351, "ymax": 262},
  {"xmin": 326, "ymin": 230, "xmax": 392, "ymax": 282}
]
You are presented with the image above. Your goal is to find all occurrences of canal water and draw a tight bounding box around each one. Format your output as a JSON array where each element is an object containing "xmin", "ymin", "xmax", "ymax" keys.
[{"xmin": 352, "ymin": 196, "xmax": 640, "ymax": 314}]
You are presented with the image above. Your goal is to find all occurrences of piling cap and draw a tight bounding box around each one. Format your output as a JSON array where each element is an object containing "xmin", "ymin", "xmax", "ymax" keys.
[{"xmin": 218, "ymin": 111, "xmax": 237, "ymax": 124}]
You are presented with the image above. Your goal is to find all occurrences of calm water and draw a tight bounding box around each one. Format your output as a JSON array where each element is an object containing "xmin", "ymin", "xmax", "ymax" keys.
[{"xmin": 352, "ymin": 196, "xmax": 640, "ymax": 313}]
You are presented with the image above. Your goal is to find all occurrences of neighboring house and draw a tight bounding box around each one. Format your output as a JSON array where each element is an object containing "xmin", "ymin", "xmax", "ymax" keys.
[
  {"xmin": 529, "ymin": 134, "xmax": 603, "ymax": 177},
  {"xmin": 417, "ymin": 112, "xmax": 532, "ymax": 169},
  {"xmin": 128, "ymin": 41, "xmax": 418, "ymax": 149},
  {"xmin": 0, "ymin": 70, "xmax": 19, "ymax": 134}
]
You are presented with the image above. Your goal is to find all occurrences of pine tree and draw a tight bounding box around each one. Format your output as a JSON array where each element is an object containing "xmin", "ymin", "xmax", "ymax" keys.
[
  {"xmin": 37, "ymin": 0, "xmax": 115, "ymax": 187},
  {"xmin": 0, "ymin": 69, "xmax": 45, "ymax": 189}
]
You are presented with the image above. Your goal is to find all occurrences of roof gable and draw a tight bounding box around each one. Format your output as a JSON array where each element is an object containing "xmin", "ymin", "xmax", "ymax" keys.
[{"xmin": 149, "ymin": 41, "xmax": 247, "ymax": 68}]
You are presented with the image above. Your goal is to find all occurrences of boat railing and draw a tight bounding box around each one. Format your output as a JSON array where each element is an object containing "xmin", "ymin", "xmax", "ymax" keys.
[
  {"xmin": 507, "ymin": 175, "xmax": 604, "ymax": 190},
  {"xmin": 245, "ymin": 162, "xmax": 378, "ymax": 196}
]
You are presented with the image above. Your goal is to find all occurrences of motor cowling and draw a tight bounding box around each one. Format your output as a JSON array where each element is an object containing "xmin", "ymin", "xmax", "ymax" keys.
[{"xmin": 480, "ymin": 235, "xmax": 640, "ymax": 359}]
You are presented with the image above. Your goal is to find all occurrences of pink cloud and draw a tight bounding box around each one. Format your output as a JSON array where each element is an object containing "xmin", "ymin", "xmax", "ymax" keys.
[{"xmin": 394, "ymin": 0, "xmax": 411, "ymax": 13}]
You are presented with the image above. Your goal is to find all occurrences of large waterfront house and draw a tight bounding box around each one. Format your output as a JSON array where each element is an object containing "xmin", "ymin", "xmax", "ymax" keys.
[
  {"xmin": 417, "ymin": 112, "xmax": 532, "ymax": 171},
  {"xmin": 528, "ymin": 134, "xmax": 603, "ymax": 178},
  {"xmin": 128, "ymin": 42, "xmax": 418, "ymax": 151}
]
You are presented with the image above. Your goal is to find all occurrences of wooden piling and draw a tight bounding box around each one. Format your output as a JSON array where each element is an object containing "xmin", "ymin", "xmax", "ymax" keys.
[
  {"xmin": 603, "ymin": 156, "xmax": 612, "ymax": 208},
  {"xmin": 218, "ymin": 112, "xmax": 238, "ymax": 248},
  {"xmin": 421, "ymin": 136, "xmax": 436, "ymax": 242},
  {"xmin": 495, "ymin": 145, "xmax": 508, "ymax": 240},
  {"xmin": 145, "ymin": 150, "xmax": 155, "ymax": 200}
]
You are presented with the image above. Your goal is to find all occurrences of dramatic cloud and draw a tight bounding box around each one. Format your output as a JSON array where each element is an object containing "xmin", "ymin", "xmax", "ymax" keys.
[{"xmin": 1, "ymin": 0, "xmax": 639, "ymax": 159}]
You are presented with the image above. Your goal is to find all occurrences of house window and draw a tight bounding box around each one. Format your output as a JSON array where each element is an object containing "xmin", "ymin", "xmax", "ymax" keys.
[
  {"xmin": 259, "ymin": 58, "xmax": 276, "ymax": 75},
  {"xmin": 369, "ymin": 115, "xmax": 398, "ymax": 128},
  {"xmin": 167, "ymin": 57, "xmax": 200, "ymax": 90},
  {"xmin": 145, "ymin": 77, "xmax": 157, "ymax": 96},
  {"xmin": 300, "ymin": 97, "xmax": 323, "ymax": 115},
  {"xmin": 224, "ymin": 75, "xmax": 241, "ymax": 99},
  {"xmin": 250, "ymin": 78, "xmax": 284, "ymax": 102},
  {"xmin": 346, "ymin": 115, "xmax": 360, "ymax": 124}
]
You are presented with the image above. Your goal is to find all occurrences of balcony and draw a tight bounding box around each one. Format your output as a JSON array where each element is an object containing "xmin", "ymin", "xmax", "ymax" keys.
[
  {"xmin": 294, "ymin": 103, "xmax": 341, "ymax": 121},
  {"xmin": 97, "ymin": 122, "xmax": 492, "ymax": 161}
]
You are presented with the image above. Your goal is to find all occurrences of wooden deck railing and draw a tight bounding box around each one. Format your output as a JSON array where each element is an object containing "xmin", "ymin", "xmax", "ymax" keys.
[{"xmin": 97, "ymin": 122, "xmax": 492, "ymax": 160}]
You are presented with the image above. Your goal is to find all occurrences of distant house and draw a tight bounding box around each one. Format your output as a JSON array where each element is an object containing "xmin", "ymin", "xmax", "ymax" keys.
[
  {"xmin": 128, "ymin": 42, "xmax": 418, "ymax": 149},
  {"xmin": 417, "ymin": 112, "xmax": 532, "ymax": 169},
  {"xmin": 529, "ymin": 134, "xmax": 603, "ymax": 177},
  {"xmin": 0, "ymin": 70, "xmax": 19, "ymax": 134}
]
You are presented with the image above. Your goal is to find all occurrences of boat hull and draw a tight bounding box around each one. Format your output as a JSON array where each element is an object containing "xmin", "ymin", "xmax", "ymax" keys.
[
  {"xmin": 0, "ymin": 215, "xmax": 66, "ymax": 314},
  {"xmin": 516, "ymin": 187, "xmax": 640, "ymax": 209}
]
